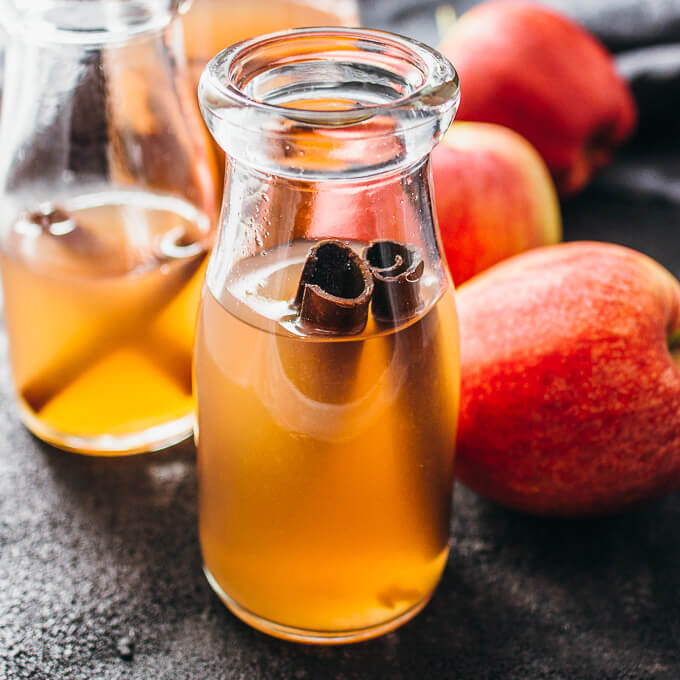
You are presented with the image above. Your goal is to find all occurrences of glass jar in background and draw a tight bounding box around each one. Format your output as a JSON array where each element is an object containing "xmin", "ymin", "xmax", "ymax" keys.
[
  {"xmin": 0, "ymin": 0, "xmax": 218, "ymax": 454},
  {"xmin": 196, "ymin": 27, "xmax": 460, "ymax": 643}
]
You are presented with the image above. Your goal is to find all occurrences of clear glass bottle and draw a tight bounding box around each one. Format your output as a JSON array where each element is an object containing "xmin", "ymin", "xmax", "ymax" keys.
[
  {"xmin": 196, "ymin": 27, "xmax": 461, "ymax": 643},
  {"xmin": 0, "ymin": 0, "xmax": 218, "ymax": 455}
]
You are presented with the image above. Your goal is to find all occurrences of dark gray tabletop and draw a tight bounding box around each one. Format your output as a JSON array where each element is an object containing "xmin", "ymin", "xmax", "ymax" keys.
[
  {"xmin": 2, "ymin": 176, "xmax": 680, "ymax": 680},
  {"xmin": 3, "ymin": 1, "xmax": 680, "ymax": 678}
]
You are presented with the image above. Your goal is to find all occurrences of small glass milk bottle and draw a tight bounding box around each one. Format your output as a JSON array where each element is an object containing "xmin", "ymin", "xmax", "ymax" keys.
[
  {"xmin": 0, "ymin": 0, "xmax": 217, "ymax": 454},
  {"xmin": 196, "ymin": 27, "xmax": 461, "ymax": 643}
]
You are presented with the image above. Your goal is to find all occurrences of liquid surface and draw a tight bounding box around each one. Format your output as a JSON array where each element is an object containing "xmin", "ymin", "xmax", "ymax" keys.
[
  {"xmin": 0, "ymin": 191, "xmax": 212, "ymax": 450},
  {"xmin": 195, "ymin": 239, "xmax": 460, "ymax": 633}
]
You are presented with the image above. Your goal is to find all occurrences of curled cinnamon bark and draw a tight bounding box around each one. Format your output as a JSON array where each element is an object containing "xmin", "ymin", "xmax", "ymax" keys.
[
  {"xmin": 363, "ymin": 239, "xmax": 424, "ymax": 324},
  {"xmin": 294, "ymin": 240, "xmax": 374, "ymax": 335}
]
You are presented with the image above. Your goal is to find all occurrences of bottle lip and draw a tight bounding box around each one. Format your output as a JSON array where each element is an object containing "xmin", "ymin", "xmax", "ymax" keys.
[
  {"xmin": 199, "ymin": 26, "xmax": 460, "ymax": 136},
  {"xmin": 0, "ymin": 0, "xmax": 187, "ymax": 44}
]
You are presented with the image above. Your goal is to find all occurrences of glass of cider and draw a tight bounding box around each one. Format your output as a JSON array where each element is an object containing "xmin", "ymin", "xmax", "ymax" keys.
[
  {"xmin": 0, "ymin": 1, "xmax": 217, "ymax": 454},
  {"xmin": 196, "ymin": 27, "xmax": 461, "ymax": 643}
]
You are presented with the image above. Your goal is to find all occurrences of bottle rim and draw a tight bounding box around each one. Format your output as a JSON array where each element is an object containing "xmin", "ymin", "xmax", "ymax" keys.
[
  {"xmin": 199, "ymin": 26, "xmax": 460, "ymax": 136},
  {"xmin": 0, "ymin": 0, "xmax": 187, "ymax": 44}
]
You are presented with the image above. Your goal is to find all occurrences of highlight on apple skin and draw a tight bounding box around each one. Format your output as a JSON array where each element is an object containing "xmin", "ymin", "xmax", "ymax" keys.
[
  {"xmin": 455, "ymin": 242, "xmax": 680, "ymax": 516},
  {"xmin": 432, "ymin": 121, "xmax": 561, "ymax": 287},
  {"xmin": 439, "ymin": 1, "xmax": 637, "ymax": 196}
]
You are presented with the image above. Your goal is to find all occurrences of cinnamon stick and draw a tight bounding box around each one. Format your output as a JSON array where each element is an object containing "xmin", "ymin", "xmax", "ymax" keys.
[
  {"xmin": 294, "ymin": 240, "xmax": 373, "ymax": 335},
  {"xmin": 363, "ymin": 240, "xmax": 424, "ymax": 324}
]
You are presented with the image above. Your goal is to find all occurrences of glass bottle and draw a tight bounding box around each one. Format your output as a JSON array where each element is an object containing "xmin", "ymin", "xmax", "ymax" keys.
[
  {"xmin": 196, "ymin": 27, "xmax": 461, "ymax": 643},
  {"xmin": 0, "ymin": 0, "xmax": 218, "ymax": 455}
]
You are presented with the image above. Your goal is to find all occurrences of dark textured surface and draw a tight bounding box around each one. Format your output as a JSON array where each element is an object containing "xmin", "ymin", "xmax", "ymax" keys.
[
  {"xmin": 2, "ymin": 171, "xmax": 680, "ymax": 680},
  {"xmin": 3, "ymin": 1, "xmax": 680, "ymax": 679},
  {"xmin": 2, "ymin": 354, "xmax": 680, "ymax": 679}
]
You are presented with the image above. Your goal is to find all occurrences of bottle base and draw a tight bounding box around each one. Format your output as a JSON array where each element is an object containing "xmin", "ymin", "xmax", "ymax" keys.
[
  {"xmin": 203, "ymin": 566, "xmax": 432, "ymax": 645},
  {"xmin": 18, "ymin": 402, "xmax": 194, "ymax": 455}
]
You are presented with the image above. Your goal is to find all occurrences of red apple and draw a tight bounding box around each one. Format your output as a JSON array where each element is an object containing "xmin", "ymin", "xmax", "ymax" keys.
[
  {"xmin": 439, "ymin": 1, "xmax": 637, "ymax": 196},
  {"xmin": 456, "ymin": 242, "xmax": 680, "ymax": 516},
  {"xmin": 432, "ymin": 122, "xmax": 561, "ymax": 286}
]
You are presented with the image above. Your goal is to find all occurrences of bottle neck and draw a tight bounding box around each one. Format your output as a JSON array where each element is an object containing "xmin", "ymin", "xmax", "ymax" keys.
[
  {"xmin": 0, "ymin": 13, "xmax": 212, "ymax": 227},
  {"xmin": 207, "ymin": 154, "xmax": 442, "ymax": 291},
  {"xmin": 199, "ymin": 27, "xmax": 459, "ymax": 181}
]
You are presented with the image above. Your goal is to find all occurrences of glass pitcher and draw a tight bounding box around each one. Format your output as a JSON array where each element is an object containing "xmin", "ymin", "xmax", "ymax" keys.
[
  {"xmin": 196, "ymin": 27, "xmax": 461, "ymax": 643},
  {"xmin": 0, "ymin": 0, "xmax": 218, "ymax": 455}
]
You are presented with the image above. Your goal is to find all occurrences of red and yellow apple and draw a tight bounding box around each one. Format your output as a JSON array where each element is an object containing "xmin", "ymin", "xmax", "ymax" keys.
[
  {"xmin": 439, "ymin": 1, "xmax": 637, "ymax": 196},
  {"xmin": 432, "ymin": 121, "xmax": 561, "ymax": 286},
  {"xmin": 456, "ymin": 242, "xmax": 680, "ymax": 516}
]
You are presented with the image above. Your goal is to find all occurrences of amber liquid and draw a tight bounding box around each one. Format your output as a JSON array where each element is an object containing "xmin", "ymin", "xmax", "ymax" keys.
[
  {"xmin": 0, "ymin": 191, "xmax": 211, "ymax": 453},
  {"xmin": 195, "ymin": 239, "xmax": 459, "ymax": 639}
]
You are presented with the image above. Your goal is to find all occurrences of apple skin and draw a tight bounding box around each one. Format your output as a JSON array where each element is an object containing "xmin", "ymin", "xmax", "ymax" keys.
[
  {"xmin": 432, "ymin": 122, "xmax": 561, "ymax": 286},
  {"xmin": 455, "ymin": 242, "xmax": 680, "ymax": 516},
  {"xmin": 439, "ymin": 1, "xmax": 637, "ymax": 196}
]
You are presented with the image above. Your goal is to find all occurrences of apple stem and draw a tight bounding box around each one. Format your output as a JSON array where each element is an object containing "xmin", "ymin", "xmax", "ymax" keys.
[{"xmin": 668, "ymin": 328, "xmax": 680, "ymax": 350}]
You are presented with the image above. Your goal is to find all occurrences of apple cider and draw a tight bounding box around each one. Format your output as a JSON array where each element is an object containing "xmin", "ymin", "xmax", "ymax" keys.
[
  {"xmin": 195, "ymin": 240, "xmax": 459, "ymax": 636},
  {"xmin": 196, "ymin": 26, "xmax": 460, "ymax": 642},
  {"xmin": 0, "ymin": 1, "xmax": 217, "ymax": 453},
  {"xmin": 0, "ymin": 191, "xmax": 212, "ymax": 453}
]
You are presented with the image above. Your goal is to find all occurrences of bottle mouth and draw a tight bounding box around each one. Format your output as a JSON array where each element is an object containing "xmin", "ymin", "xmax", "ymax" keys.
[{"xmin": 199, "ymin": 27, "xmax": 459, "ymax": 177}]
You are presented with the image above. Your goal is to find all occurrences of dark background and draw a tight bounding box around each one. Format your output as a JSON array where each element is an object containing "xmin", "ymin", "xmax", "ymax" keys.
[{"xmin": 2, "ymin": 1, "xmax": 680, "ymax": 678}]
